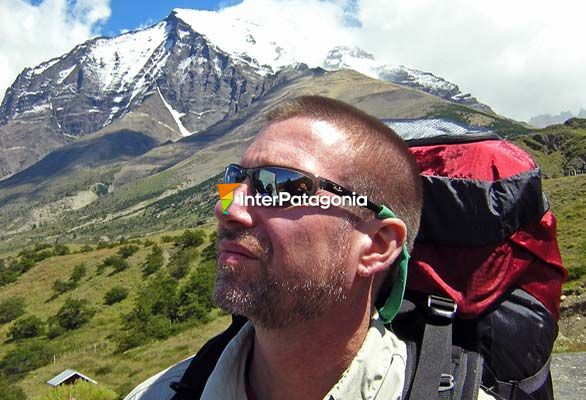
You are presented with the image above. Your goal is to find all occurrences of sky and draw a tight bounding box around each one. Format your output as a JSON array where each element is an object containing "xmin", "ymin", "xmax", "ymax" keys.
[{"xmin": 0, "ymin": 0, "xmax": 585, "ymax": 122}]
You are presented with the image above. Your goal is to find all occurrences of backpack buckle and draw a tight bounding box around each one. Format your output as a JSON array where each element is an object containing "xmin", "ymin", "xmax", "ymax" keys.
[
  {"xmin": 427, "ymin": 295, "xmax": 457, "ymax": 320},
  {"xmin": 439, "ymin": 373, "xmax": 455, "ymax": 392}
]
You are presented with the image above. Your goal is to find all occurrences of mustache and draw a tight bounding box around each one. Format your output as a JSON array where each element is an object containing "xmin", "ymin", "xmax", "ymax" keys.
[{"xmin": 216, "ymin": 226, "xmax": 271, "ymax": 260}]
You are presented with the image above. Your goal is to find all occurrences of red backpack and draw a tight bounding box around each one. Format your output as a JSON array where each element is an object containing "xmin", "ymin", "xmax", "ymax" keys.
[{"xmin": 387, "ymin": 119, "xmax": 567, "ymax": 400}]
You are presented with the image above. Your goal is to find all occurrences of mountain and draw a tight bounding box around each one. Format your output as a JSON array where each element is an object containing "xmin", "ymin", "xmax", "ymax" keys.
[
  {"xmin": 0, "ymin": 9, "xmax": 494, "ymax": 180},
  {"xmin": 529, "ymin": 108, "xmax": 586, "ymax": 128},
  {"xmin": 0, "ymin": 8, "xmax": 536, "ymax": 250},
  {"xmin": 173, "ymin": 8, "xmax": 493, "ymax": 112},
  {"xmin": 0, "ymin": 12, "xmax": 288, "ymax": 179}
]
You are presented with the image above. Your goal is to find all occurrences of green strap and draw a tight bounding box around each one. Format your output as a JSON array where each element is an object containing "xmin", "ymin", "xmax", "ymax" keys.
[{"xmin": 376, "ymin": 205, "xmax": 410, "ymax": 324}]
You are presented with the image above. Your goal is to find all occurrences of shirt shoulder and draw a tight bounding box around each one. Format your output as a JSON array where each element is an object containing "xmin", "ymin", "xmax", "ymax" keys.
[{"xmin": 123, "ymin": 355, "xmax": 194, "ymax": 400}]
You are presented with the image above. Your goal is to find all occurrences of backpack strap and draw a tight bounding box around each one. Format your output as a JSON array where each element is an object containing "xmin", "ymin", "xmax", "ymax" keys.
[
  {"xmin": 407, "ymin": 295, "xmax": 458, "ymax": 400},
  {"xmin": 492, "ymin": 355, "xmax": 552, "ymax": 400},
  {"xmin": 169, "ymin": 315, "xmax": 247, "ymax": 400},
  {"xmin": 401, "ymin": 325, "xmax": 484, "ymax": 400}
]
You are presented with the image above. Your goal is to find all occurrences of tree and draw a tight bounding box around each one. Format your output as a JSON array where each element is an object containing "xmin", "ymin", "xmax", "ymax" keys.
[
  {"xmin": 0, "ymin": 339, "xmax": 52, "ymax": 377},
  {"xmin": 52, "ymin": 279, "xmax": 72, "ymax": 295},
  {"xmin": 98, "ymin": 255, "xmax": 129, "ymax": 273},
  {"xmin": 174, "ymin": 229, "xmax": 205, "ymax": 248},
  {"xmin": 118, "ymin": 244, "xmax": 139, "ymax": 259},
  {"xmin": 142, "ymin": 245, "xmax": 163, "ymax": 276},
  {"xmin": 79, "ymin": 244, "xmax": 93, "ymax": 253},
  {"xmin": 55, "ymin": 298, "xmax": 95, "ymax": 330},
  {"xmin": 0, "ymin": 297, "xmax": 26, "ymax": 324},
  {"xmin": 69, "ymin": 263, "xmax": 87, "ymax": 283},
  {"xmin": 53, "ymin": 244, "xmax": 70, "ymax": 256},
  {"xmin": 168, "ymin": 248, "xmax": 198, "ymax": 279},
  {"xmin": 0, "ymin": 377, "xmax": 26, "ymax": 400},
  {"xmin": 8, "ymin": 316, "xmax": 45, "ymax": 340},
  {"xmin": 177, "ymin": 260, "xmax": 217, "ymax": 321},
  {"xmin": 104, "ymin": 286, "xmax": 129, "ymax": 305}
]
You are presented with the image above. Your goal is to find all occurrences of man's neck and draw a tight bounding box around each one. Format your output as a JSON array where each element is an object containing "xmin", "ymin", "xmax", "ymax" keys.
[{"xmin": 247, "ymin": 299, "xmax": 373, "ymax": 400}]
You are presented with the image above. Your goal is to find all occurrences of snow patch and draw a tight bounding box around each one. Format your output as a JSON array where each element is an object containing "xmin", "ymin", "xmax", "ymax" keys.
[
  {"xmin": 157, "ymin": 87, "xmax": 191, "ymax": 137},
  {"xmin": 86, "ymin": 22, "xmax": 167, "ymax": 92},
  {"xmin": 30, "ymin": 58, "xmax": 60, "ymax": 76},
  {"xmin": 58, "ymin": 66, "xmax": 76, "ymax": 83}
]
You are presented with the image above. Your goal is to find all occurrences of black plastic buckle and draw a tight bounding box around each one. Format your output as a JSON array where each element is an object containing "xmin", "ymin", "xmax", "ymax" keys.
[{"xmin": 427, "ymin": 295, "xmax": 457, "ymax": 320}]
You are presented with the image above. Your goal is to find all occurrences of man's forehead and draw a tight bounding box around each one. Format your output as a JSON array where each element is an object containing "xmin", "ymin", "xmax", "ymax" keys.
[{"xmin": 242, "ymin": 116, "xmax": 350, "ymax": 173}]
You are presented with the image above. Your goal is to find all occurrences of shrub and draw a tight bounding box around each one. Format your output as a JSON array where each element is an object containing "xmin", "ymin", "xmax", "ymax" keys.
[
  {"xmin": 79, "ymin": 244, "xmax": 93, "ymax": 253},
  {"xmin": 142, "ymin": 245, "xmax": 163, "ymax": 276},
  {"xmin": 0, "ymin": 297, "xmax": 26, "ymax": 324},
  {"xmin": 118, "ymin": 244, "xmax": 139, "ymax": 259},
  {"xmin": 70, "ymin": 263, "xmax": 87, "ymax": 282},
  {"xmin": 174, "ymin": 229, "xmax": 205, "ymax": 248},
  {"xmin": 143, "ymin": 239, "xmax": 155, "ymax": 247},
  {"xmin": 8, "ymin": 315, "xmax": 45, "ymax": 340},
  {"xmin": 99, "ymin": 255, "xmax": 129, "ymax": 273},
  {"xmin": 168, "ymin": 248, "xmax": 198, "ymax": 279},
  {"xmin": 200, "ymin": 241, "xmax": 216, "ymax": 262},
  {"xmin": 0, "ymin": 268, "xmax": 19, "ymax": 286},
  {"xmin": 117, "ymin": 272, "xmax": 179, "ymax": 351},
  {"xmin": 94, "ymin": 364, "xmax": 113, "ymax": 376},
  {"xmin": 12, "ymin": 257, "xmax": 35, "ymax": 274},
  {"xmin": 33, "ymin": 243, "xmax": 53, "ymax": 252},
  {"xmin": 0, "ymin": 339, "xmax": 52, "ymax": 377},
  {"xmin": 96, "ymin": 240, "xmax": 110, "ymax": 250},
  {"xmin": 104, "ymin": 286, "xmax": 129, "ymax": 305},
  {"xmin": 33, "ymin": 250, "xmax": 54, "ymax": 262},
  {"xmin": 52, "ymin": 279, "xmax": 73, "ymax": 295},
  {"xmin": 53, "ymin": 244, "xmax": 70, "ymax": 256},
  {"xmin": 46, "ymin": 323, "xmax": 65, "ymax": 339},
  {"xmin": 55, "ymin": 298, "xmax": 95, "ymax": 330},
  {"xmin": 40, "ymin": 380, "xmax": 118, "ymax": 400},
  {"xmin": 177, "ymin": 259, "xmax": 217, "ymax": 321},
  {"xmin": 161, "ymin": 235, "xmax": 174, "ymax": 243},
  {"xmin": 568, "ymin": 264, "xmax": 586, "ymax": 281},
  {"xmin": 0, "ymin": 377, "xmax": 27, "ymax": 399}
]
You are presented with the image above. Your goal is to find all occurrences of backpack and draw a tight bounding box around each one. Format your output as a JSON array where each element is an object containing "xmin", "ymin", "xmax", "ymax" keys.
[
  {"xmin": 169, "ymin": 120, "xmax": 566, "ymax": 400},
  {"xmin": 387, "ymin": 119, "xmax": 566, "ymax": 400}
]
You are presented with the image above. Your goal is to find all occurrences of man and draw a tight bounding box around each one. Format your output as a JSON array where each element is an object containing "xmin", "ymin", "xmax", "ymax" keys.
[{"xmin": 125, "ymin": 96, "xmax": 491, "ymax": 399}]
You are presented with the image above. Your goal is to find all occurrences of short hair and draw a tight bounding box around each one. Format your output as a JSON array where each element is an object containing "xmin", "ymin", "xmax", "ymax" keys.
[{"xmin": 266, "ymin": 96, "xmax": 422, "ymax": 251}]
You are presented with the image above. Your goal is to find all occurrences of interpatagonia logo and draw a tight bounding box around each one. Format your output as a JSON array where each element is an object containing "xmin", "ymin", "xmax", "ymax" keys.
[{"xmin": 217, "ymin": 183, "xmax": 241, "ymax": 215}]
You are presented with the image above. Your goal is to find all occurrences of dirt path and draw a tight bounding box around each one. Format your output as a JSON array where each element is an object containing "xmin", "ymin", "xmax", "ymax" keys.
[{"xmin": 552, "ymin": 352, "xmax": 586, "ymax": 400}]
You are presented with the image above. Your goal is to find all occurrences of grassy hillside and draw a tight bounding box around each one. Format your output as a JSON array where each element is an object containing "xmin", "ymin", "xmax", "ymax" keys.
[
  {"xmin": 0, "ymin": 227, "xmax": 233, "ymax": 398},
  {"xmin": 512, "ymin": 118, "xmax": 586, "ymax": 178},
  {"xmin": 0, "ymin": 68, "xmax": 533, "ymax": 255},
  {"xmin": 543, "ymin": 175, "xmax": 586, "ymax": 288}
]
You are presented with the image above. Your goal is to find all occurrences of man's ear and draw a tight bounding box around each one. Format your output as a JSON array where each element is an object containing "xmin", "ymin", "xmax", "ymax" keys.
[{"xmin": 356, "ymin": 217, "xmax": 407, "ymax": 278}]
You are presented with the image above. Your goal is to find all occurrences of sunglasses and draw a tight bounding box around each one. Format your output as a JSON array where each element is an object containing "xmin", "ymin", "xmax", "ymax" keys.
[{"xmin": 223, "ymin": 163, "xmax": 395, "ymax": 219}]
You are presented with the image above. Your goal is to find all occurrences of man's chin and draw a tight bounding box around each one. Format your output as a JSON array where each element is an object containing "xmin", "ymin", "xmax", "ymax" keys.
[{"xmin": 213, "ymin": 284, "xmax": 256, "ymax": 316}]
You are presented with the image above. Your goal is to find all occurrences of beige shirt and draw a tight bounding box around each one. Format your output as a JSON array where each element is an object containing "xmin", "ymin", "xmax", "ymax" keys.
[
  {"xmin": 201, "ymin": 312, "xmax": 408, "ymax": 400},
  {"xmin": 125, "ymin": 313, "xmax": 496, "ymax": 400}
]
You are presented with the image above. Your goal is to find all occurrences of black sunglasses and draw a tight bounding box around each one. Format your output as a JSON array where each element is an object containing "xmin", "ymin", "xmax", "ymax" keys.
[{"xmin": 223, "ymin": 164, "xmax": 394, "ymax": 219}]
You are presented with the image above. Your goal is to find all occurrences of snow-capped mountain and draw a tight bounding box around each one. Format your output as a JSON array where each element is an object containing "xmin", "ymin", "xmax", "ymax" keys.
[
  {"xmin": 174, "ymin": 8, "xmax": 492, "ymax": 112},
  {"xmin": 0, "ymin": 12, "xmax": 300, "ymax": 178},
  {"xmin": 0, "ymin": 8, "xmax": 491, "ymax": 179}
]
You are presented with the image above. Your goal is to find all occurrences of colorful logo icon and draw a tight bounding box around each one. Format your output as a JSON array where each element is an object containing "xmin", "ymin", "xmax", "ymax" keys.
[{"xmin": 217, "ymin": 183, "xmax": 241, "ymax": 215}]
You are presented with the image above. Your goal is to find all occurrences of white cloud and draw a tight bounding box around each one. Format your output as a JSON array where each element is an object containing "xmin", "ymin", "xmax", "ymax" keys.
[
  {"xmin": 213, "ymin": 0, "xmax": 586, "ymax": 121},
  {"xmin": 0, "ymin": 0, "xmax": 111, "ymax": 101}
]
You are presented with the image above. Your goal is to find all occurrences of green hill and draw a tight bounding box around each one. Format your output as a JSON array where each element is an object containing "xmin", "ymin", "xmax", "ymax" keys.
[{"xmin": 0, "ymin": 227, "xmax": 232, "ymax": 398}]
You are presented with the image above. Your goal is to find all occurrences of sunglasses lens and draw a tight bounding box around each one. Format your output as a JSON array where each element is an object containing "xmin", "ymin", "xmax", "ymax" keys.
[
  {"xmin": 271, "ymin": 168, "xmax": 314, "ymax": 196},
  {"xmin": 224, "ymin": 165, "xmax": 245, "ymax": 183}
]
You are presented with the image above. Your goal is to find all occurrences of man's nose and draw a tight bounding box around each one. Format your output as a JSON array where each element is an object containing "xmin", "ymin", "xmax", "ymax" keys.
[{"xmin": 214, "ymin": 181, "xmax": 255, "ymax": 227}]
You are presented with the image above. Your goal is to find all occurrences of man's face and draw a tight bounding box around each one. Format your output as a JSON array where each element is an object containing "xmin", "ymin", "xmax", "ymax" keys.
[{"xmin": 213, "ymin": 117, "xmax": 360, "ymax": 329}]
